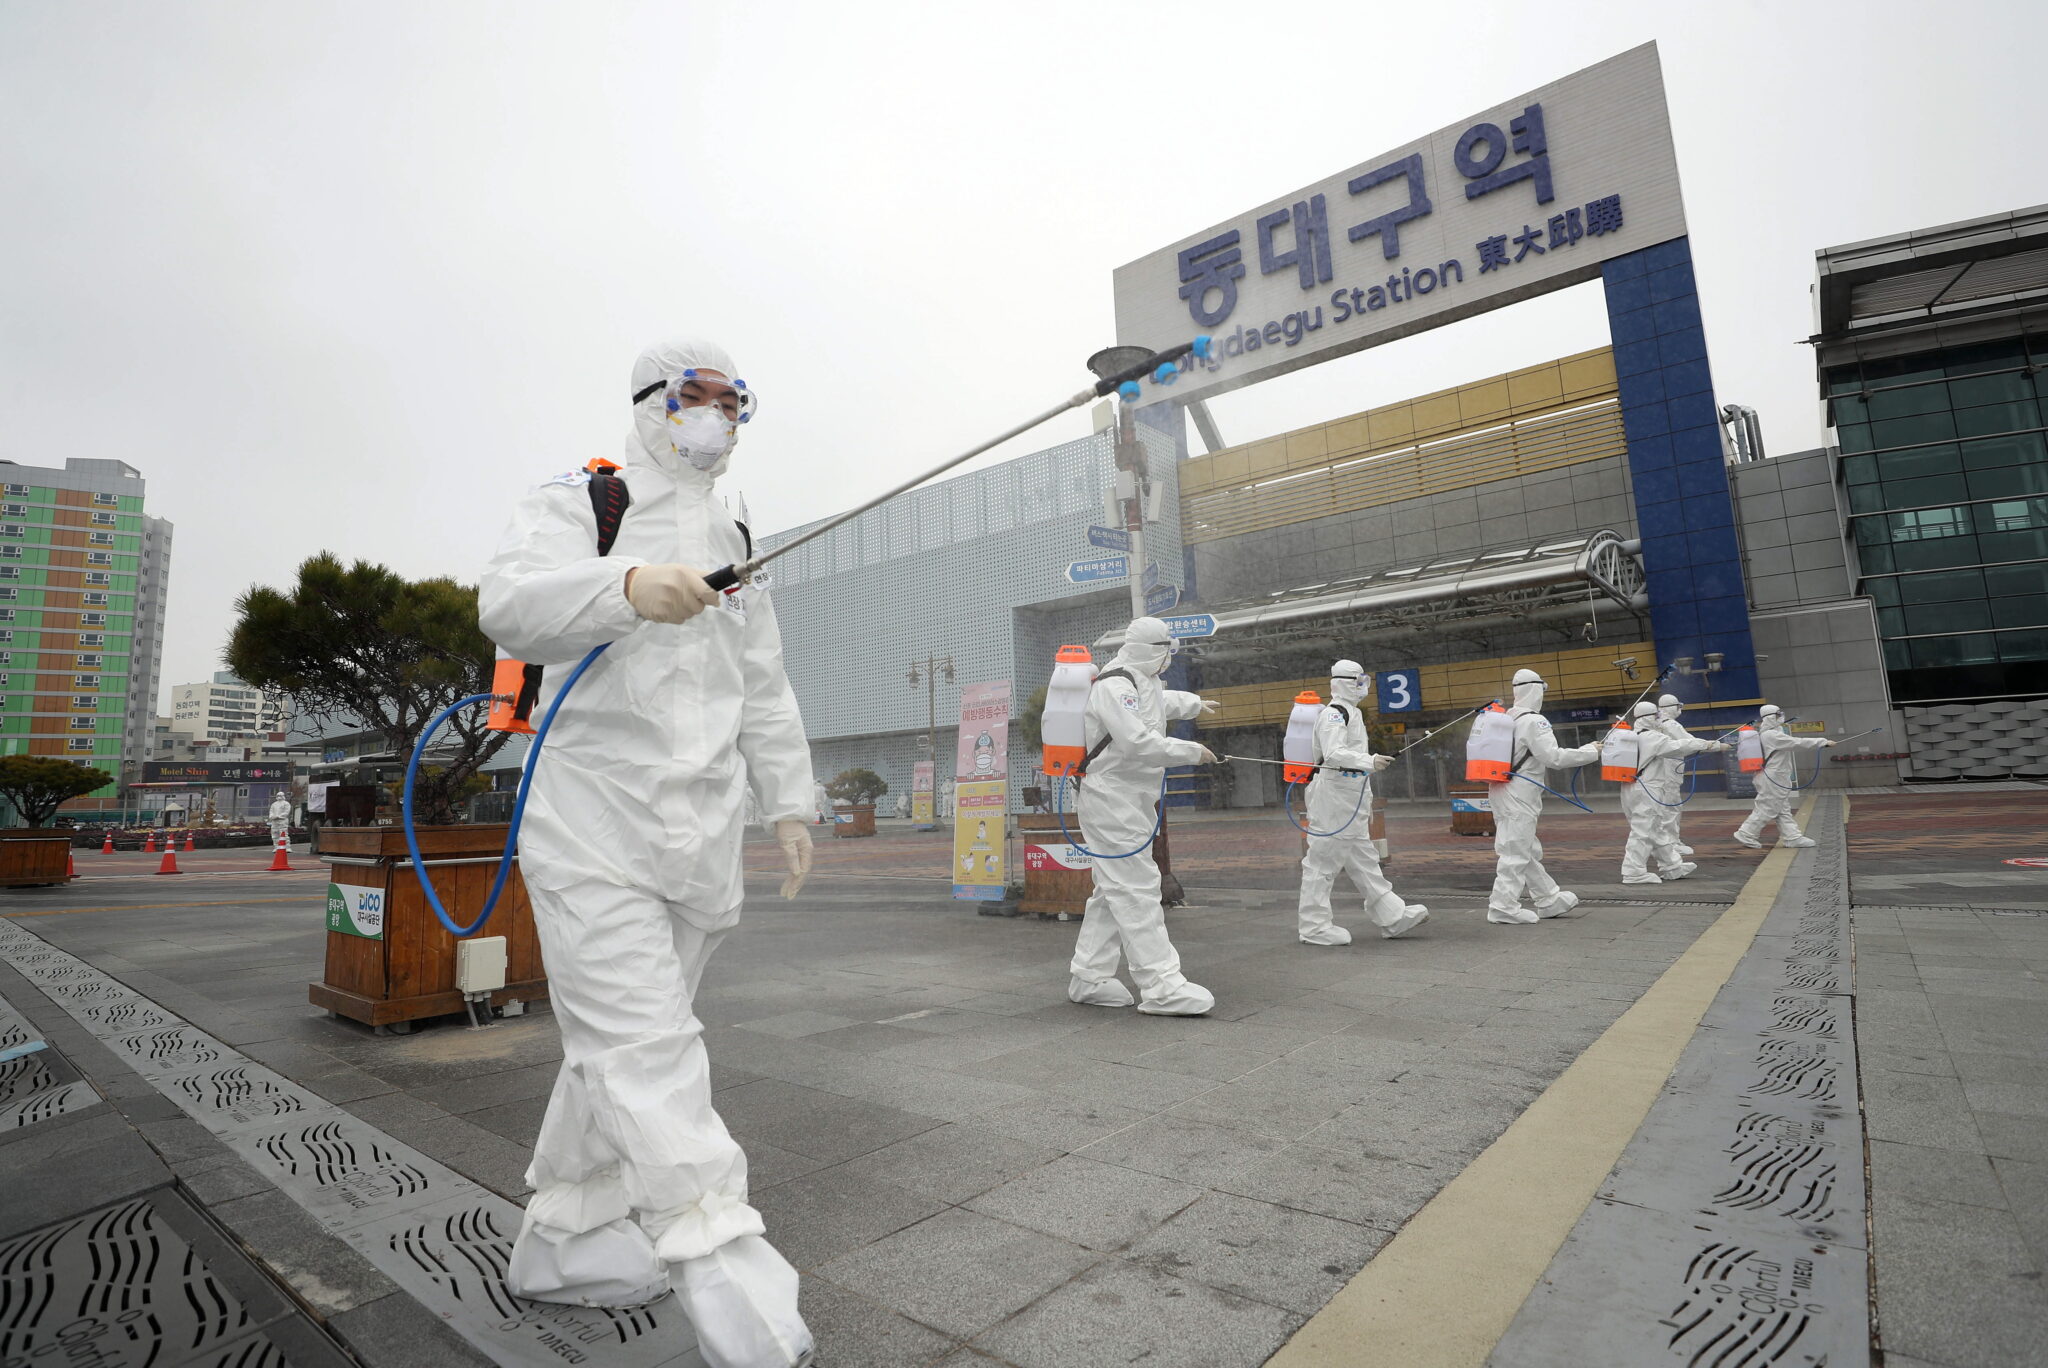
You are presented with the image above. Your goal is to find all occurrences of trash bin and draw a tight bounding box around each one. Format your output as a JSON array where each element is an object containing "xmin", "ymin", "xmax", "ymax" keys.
[
  {"xmin": 308, "ymin": 825, "xmax": 548, "ymax": 1034},
  {"xmin": 1016, "ymin": 812, "xmax": 1091, "ymax": 919},
  {"xmin": 0, "ymin": 830, "xmax": 73, "ymax": 887}
]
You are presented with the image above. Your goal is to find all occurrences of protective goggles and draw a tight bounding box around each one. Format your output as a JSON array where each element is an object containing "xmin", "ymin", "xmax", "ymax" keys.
[{"xmin": 634, "ymin": 369, "xmax": 757, "ymax": 424}]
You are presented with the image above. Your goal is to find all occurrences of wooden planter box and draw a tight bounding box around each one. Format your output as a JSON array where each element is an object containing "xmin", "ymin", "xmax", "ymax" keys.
[
  {"xmin": 308, "ymin": 825, "xmax": 548, "ymax": 1033},
  {"xmin": 1016, "ymin": 812, "xmax": 1092, "ymax": 920},
  {"xmin": 832, "ymin": 804, "xmax": 877, "ymax": 838},
  {"xmin": 1449, "ymin": 787, "xmax": 1496, "ymax": 837},
  {"xmin": 0, "ymin": 830, "xmax": 73, "ymax": 887}
]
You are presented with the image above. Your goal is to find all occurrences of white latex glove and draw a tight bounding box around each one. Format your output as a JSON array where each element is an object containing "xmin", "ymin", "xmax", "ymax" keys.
[
  {"xmin": 1710, "ymin": 742, "xmax": 1731, "ymax": 753},
  {"xmin": 1823, "ymin": 738, "xmax": 1839, "ymax": 747},
  {"xmin": 1193, "ymin": 745, "xmax": 1218, "ymax": 764},
  {"xmin": 774, "ymin": 819, "xmax": 813, "ymax": 900},
  {"xmin": 625, "ymin": 564, "xmax": 719, "ymax": 624},
  {"xmin": 1197, "ymin": 698, "xmax": 1221, "ymax": 715},
  {"xmin": 1370, "ymin": 754, "xmax": 1394, "ymax": 772}
]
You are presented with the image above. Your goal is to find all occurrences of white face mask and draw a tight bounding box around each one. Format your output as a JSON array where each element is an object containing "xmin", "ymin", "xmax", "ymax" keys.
[{"xmin": 667, "ymin": 404, "xmax": 736, "ymax": 469}]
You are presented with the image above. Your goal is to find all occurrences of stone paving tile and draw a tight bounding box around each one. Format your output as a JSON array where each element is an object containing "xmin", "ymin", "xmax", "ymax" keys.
[
  {"xmin": 972, "ymin": 1260, "xmax": 1300, "ymax": 1368},
  {"xmin": 733, "ymin": 1009, "xmax": 863, "ymax": 1038},
  {"xmin": 1076, "ymin": 1113, "xmax": 1290, "ymax": 1189},
  {"xmin": 962, "ymin": 1094, "xmax": 1152, "ymax": 1152},
  {"xmin": 965, "ymin": 1154, "xmax": 1202, "ymax": 1252},
  {"xmin": 1953, "ymin": 1050, "xmax": 2048, "ymax": 1088},
  {"xmin": 1164, "ymin": 1070, "xmax": 1364, "ymax": 1142},
  {"xmin": 807, "ymin": 1022, "xmax": 940, "ymax": 1055},
  {"xmin": 408, "ymin": 1061, "xmax": 561, "ymax": 1114},
  {"xmin": 1216, "ymin": 1142, "xmax": 1447, "ymax": 1231},
  {"xmin": 1995, "ymin": 1158, "xmax": 2048, "ymax": 1273},
  {"xmin": 1864, "ymin": 1068, "xmax": 1988, "ymax": 1153},
  {"xmin": 1122, "ymin": 1190, "xmax": 1383, "ymax": 1316},
  {"xmin": 1124, "ymin": 1040, "xmax": 1275, "ymax": 1082},
  {"xmin": 715, "ymin": 1077, "xmax": 947, "ymax": 1163},
  {"xmin": 796, "ymin": 1276, "xmax": 962, "ymax": 1368},
  {"xmin": 1870, "ymin": 1139, "xmax": 2007, "ymax": 1209},
  {"xmin": 1303, "ymin": 1071, "xmax": 1530, "ymax": 1162},
  {"xmin": 751, "ymin": 1166, "xmax": 951, "ymax": 1272},
  {"xmin": 818, "ymin": 1208, "xmax": 1098, "ymax": 1339},
  {"xmin": 1962, "ymin": 1080, "xmax": 2048, "ymax": 1119},
  {"xmin": 834, "ymin": 1123, "xmax": 1062, "ymax": 1206},
  {"xmin": 1870, "ymin": 1191, "xmax": 2048, "ymax": 1368}
]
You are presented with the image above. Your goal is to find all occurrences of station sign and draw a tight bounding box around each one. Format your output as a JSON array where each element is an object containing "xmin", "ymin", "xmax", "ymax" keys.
[
  {"xmin": 1145, "ymin": 584, "xmax": 1180, "ymax": 615},
  {"xmin": 1161, "ymin": 613, "xmax": 1218, "ymax": 639},
  {"xmin": 141, "ymin": 762, "xmax": 293, "ymax": 783},
  {"xmin": 1375, "ymin": 669, "xmax": 1422, "ymax": 713},
  {"xmin": 1113, "ymin": 43, "xmax": 1684, "ymax": 406},
  {"xmin": 1066, "ymin": 556, "xmax": 1129, "ymax": 585},
  {"xmin": 1087, "ymin": 525, "xmax": 1131, "ymax": 552}
]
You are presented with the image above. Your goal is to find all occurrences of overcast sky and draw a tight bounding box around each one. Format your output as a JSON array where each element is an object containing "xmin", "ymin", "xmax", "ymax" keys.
[{"xmin": 3, "ymin": 1, "xmax": 2041, "ymax": 708}]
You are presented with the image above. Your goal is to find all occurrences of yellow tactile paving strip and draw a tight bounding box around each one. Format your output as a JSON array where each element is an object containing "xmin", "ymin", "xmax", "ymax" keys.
[{"xmin": 1268, "ymin": 795, "xmax": 1825, "ymax": 1368}]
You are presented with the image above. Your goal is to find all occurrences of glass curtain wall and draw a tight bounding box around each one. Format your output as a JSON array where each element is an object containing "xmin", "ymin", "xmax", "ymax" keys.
[{"xmin": 1829, "ymin": 334, "xmax": 2048, "ymax": 702}]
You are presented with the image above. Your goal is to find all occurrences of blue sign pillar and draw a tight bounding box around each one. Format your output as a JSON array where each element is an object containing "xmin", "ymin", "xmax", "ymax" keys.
[{"xmin": 1602, "ymin": 236, "xmax": 1760, "ymax": 713}]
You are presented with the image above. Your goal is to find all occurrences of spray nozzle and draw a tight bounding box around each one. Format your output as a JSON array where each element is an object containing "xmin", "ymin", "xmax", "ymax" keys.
[
  {"xmin": 1118, "ymin": 381, "xmax": 1141, "ymax": 402},
  {"xmin": 1192, "ymin": 334, "xmax": 1213, "ymax": 359},
  {"xmin": 1153, "ymin": 363, "xmax": 1179, "ymax": 386}
]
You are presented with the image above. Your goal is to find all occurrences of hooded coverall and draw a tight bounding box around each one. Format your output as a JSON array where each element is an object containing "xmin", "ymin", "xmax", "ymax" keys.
[
  {"xmin": 1068, "ymin": 635, "xmax": 1213, "ymax": 1015},
  {"xmin": 1649, "ymin": 703, "xmax": 1700, "ymax": 857},
  {"xmin": 1487, "ymin": 679, "xmax": 1602, "ymax": 923},
  {"xmin": 1736, "ymin": 722, "xmax": 1830, "ymax": 846},
  {"xmin": 479, "ymin": 339, "xmax": 813, "ymax": 1368},
  {"xmin": 1297, "ymin": 704, "xmax": 1424, "ymax": 945}
]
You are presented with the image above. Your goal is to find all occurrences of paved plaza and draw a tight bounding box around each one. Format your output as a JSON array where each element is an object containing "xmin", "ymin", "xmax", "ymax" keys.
[{"xmin": 1, "ymin": 787, "xmax": 2043, "ymax": 1367}]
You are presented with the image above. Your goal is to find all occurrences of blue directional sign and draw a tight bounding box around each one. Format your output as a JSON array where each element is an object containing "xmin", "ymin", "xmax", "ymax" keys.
[
  {"xmin": 1145, "ymin": 583, "xmax": 1179, "ymax": 615},
  {"xmin": 1087, "ymin": 525, "xmax": 1131, "ymax": 552},
  {"xmin": 1375, "ymin": 669, "xmax": 1422, "ymax": 713},
  {"xmin": 1142, "ymin": 561, "xmax": 1163, "ymax": 590},
  {"xmin": 1161, "ymin": 613, "xmax": 1218, "ymax": 639},
  {"xmin": 1066, "ymin": 555, "xmax": 1129, "ymax": 584}
]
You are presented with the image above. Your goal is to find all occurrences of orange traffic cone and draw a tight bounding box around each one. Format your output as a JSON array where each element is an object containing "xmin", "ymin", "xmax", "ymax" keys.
[
  {"xmin": 183, "ymin": 832, "xmax": 195, "ymax": 852},
  {"xmin": 268, "ymin": 841, "xmax": 293, "ymax": 872},
  {"xmin": 143, "ymin": 832, "xmax": 156, "ymax": 853},
  {"xmin": 156, "ymin": 845, "xmax": 181, "ymax": 875},
  {"xmin": 100, "ymin": 831, "xmax": 113, "ymax": 854},
  {"xmin": 67, "ymin": 850, "xmax": 76, "ymax": 880}
]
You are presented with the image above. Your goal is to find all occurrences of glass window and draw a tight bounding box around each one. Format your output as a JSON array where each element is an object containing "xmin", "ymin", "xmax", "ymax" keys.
[
  {"xmin": 1848, "ymin": 483, "xmax": 1886, "ymax": 514},
  {"xmin": 1876, "ymin": 445, "xmax": 1963, "ymax": 481},
  {"xmin": 1898, "ymin": 568, "xmax": 1986, "ymax": 604},
  {"xmin": 1954, "ymin": 399, "xmax": 2041, "ymax": 439},
  {"xmin": 1950, "ymin": 371, "xmax": 2035, "ymax": 407},
  {"xmin": 1999, "ymin": 628, "xmax": 2048, "ymax": 661},
  {"xmin": 1868, "ymin": 382, "xmax": 1951, "ymax": 421},
  {"xmin": 1842, "ymin": 453, "xmax": 1878, "ymax": 485},
  {"xmin": 1905, "ymin": 601, "xmax": 1990, "ymax": 633},
  {"xmin": 1825, "ymin": 365, "xmax": 1861, "ymax": 396},
  {"xmin": 1967, "ymin": 463, "xmax": 2048, "ymax": 500},
  {"xmin": 1984, "ymin": 563, "xmax": 2048, "ymax": 597},
  {"xmin": 1877, "ymin": 606, "xmax": 1906, "ymax": 636},
  {"xmin": 66, "ymin": 738, "xmax": 92, "ymax": 752},
  {"xmin": 1978, "ymin": 528, "xmax": 2048, "ymax": 564},
  {"xmin": 1891, "ymin": 536, "xmax": 1980, "ymax": 572},
  {"xmin": 1944, "ymin": 339, "xmax": 2027, "ymax": 375},
  {"xmin": 1883, "ymin": 474, "xmax": 1969, "ymax": 510},
  {"xmin": 1912, "ymin": 633, "xmax": 1999, "ymax": 667},
  {"xmin": 1860, "ymin": 542, "xmax": 1896, "ymax": 573},
  {"xmin": 1866, "ymin": 576, "xmax": 1903, "ymax": 607},
  {"xmin": 1960, "ymin": 431, "xmax": 2045, "ymax": 470},
  {"xmin": 1837, "ymin": 423, "xmax": 1874, "ymax": 454},
  {"xmin": 1882, "ymin": 638, "xmax": 1911, "ymax": 670},
  {"xmin": 1864, "ymin": 353, "xmax": 1947, "ymax": 386},
  {"xmin": 1871, "ymin": 413, "xmax": 1958, "ymax": 449},
  {"xmin": 1980, "ymin": 498, "xmax": 2048, "ymax": 533},
  {"xmin": 1894, "ymin": 506, "xmax": 1973, "ymax": 542},
  {"xmin": 1830, "ymin": 393, "xmax": 1868, "ymax": 425},
  {"xmin": 91, "ymin": 493, "xmax": 118, "ymax": 507},
  {"xmin": 1991, "ymin": 594, "xmax": 2048, "ymax": 628}
]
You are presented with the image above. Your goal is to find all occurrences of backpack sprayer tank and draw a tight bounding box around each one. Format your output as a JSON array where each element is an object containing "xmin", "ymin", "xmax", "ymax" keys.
[
  {"xmin": 1041, "ymin": 645, "xmax": 1096, "ymax": 777},
  {"xmin": 1601, "ymin": 720, "xmax": 1640, "ymax": 783},
  {"xmin": 1736, "ymin": 727, "xmax": 1764, "ymax": 773},
  {"xmin": 1282, "ymin": 692, "xmax": 1323, "ymax": 783},
  {"xmin": 1466, "ymin": 704, "xmax": 1515, "ymax": 783}
]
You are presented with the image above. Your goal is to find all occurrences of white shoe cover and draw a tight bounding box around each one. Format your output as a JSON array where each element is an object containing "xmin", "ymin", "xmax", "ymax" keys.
[
  {"xmin": 1136, "ymin": 980, "xmax": 1215, "ymax": 1016},
  {"xmin": 1299, "ymin": 924, "xmax": 1354, "ymax": 946},
  {"xmin": 1380, "ymin": 906, "xmax": 1429, "ymax": 939},
  {"xmin": 1622, "ymin": 873, "xmax": 1663, "ymax": 885},
  {"xmin": 1487, "ymin": 905, "xmax": 1540, "ymax": 925},
  {"xmin": 506, "ymin": 1215, "xmax": 670, "ymax": 1309},
  {"xmin": 1781, "ymin": 836, "xmax": 1817, "ymax": 848},
  {"xmin": 1535, "ymin": 891, "xmax": 1579, "ymax": 919},
  {"xmin": 1663, "ymin": 862, "xmax": 1697, "ymax": 880},
  {"xmin": 1068, "ymin": 975, "xmax": 1135, "ymax": 1008},
  {"xmin": 674, "ymin": 1235, "xmax": 814, "ymax": 1368},
  {"xmin": 1676, "ymin": 844, "xmax": 1695, "ymax": 856},
  {"xmin": 1732, "ymin": 831, "xmax": 1763, "ymax": 849}
]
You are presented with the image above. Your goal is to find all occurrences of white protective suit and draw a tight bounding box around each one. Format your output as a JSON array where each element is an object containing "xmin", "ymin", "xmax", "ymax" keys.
[
  {"xmin": 1296, "ymin": 662, "xmax": 1428, "ymax": 946},
  {"xmin": 1068, "ymin": 618, "xmax": 1215, "ymax": 1015},
  {"xmin": 267, "ymin": 795, "xmax": 292, "ymax": 846},
  {"xmin": 1735, "ymin": 707, "xmax": 1834, "ymax": 849},
  {"xmin": 1619, "ymin": 701, "xmax": 1724, "ymax": 883},
  {"xmin": 1487, "ymin": 669, "xmax": 1602, "ymax": 924},
  {"xmin": 1651, "ymin": 694, "xmax": 1697, "ymax": 857},
  {"xmin": 478, "ymin": 339, "xmax": 814, "ymax": 1368}
]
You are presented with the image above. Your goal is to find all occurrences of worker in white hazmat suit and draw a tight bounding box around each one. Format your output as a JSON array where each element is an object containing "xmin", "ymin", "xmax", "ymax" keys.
[
  {"xmin": 1069, "ymin": 617, "xmax": 1219, "ymax": 1015},
  {"xmin": 478, "ymin": 339, "xmax": 815, "ymax": 1368},
  {"xmin": 267, "ymin": 794, "xmax": 292, "ymax": 847},
  {"xmin": 1487, "ymin": 668, "xmax": 1603, "ymax": 925},
  {"xmin": 1734, "ymin": 704, "xmax": 1835, "ymax": 849},
  {"xmin": 1296, "ymin": 661, "xmax": 1428, "ymax": 946},
  {"xmin": 1619, "ymin": 700, "xmax": 1727, "ymax": 884},
  {"xmin": 1650, "ymin": 694, "xmax": 1698, "ymax": 857}
]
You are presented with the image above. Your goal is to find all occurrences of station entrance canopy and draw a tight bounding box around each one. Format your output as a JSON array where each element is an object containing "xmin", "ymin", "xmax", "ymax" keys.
[{"xmin": 1095, "ymin": 531, "xmax": 1644, "ymax": 662}]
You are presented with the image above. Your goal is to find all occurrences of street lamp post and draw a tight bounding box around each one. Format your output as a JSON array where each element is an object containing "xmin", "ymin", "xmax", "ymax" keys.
[{"xmin": 907, "ymin": 654, "xmax": 955, "ymax": 830}]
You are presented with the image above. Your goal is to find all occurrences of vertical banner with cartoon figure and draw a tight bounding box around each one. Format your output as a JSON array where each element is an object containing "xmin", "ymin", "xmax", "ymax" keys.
[
  {"xmin": 952, "ymin": 682, "xmax": 1011, "ymax": 900},
  {"xmin": 912, "ymin": 761, "xmax": 934, "ymax": 824}
]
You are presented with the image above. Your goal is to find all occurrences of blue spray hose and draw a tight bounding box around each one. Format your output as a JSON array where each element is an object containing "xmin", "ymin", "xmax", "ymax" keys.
[
  {"xmin": 401, "ymin": 643, "xmax": 609, "ymax": 937},
  {"xmin": 1283, "ymin": 773, "xmax": 1369, "ymax": 837},
  {"xmin": 1052, "ymin": 774, "xmax": 1166, "ymax": 860}
]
